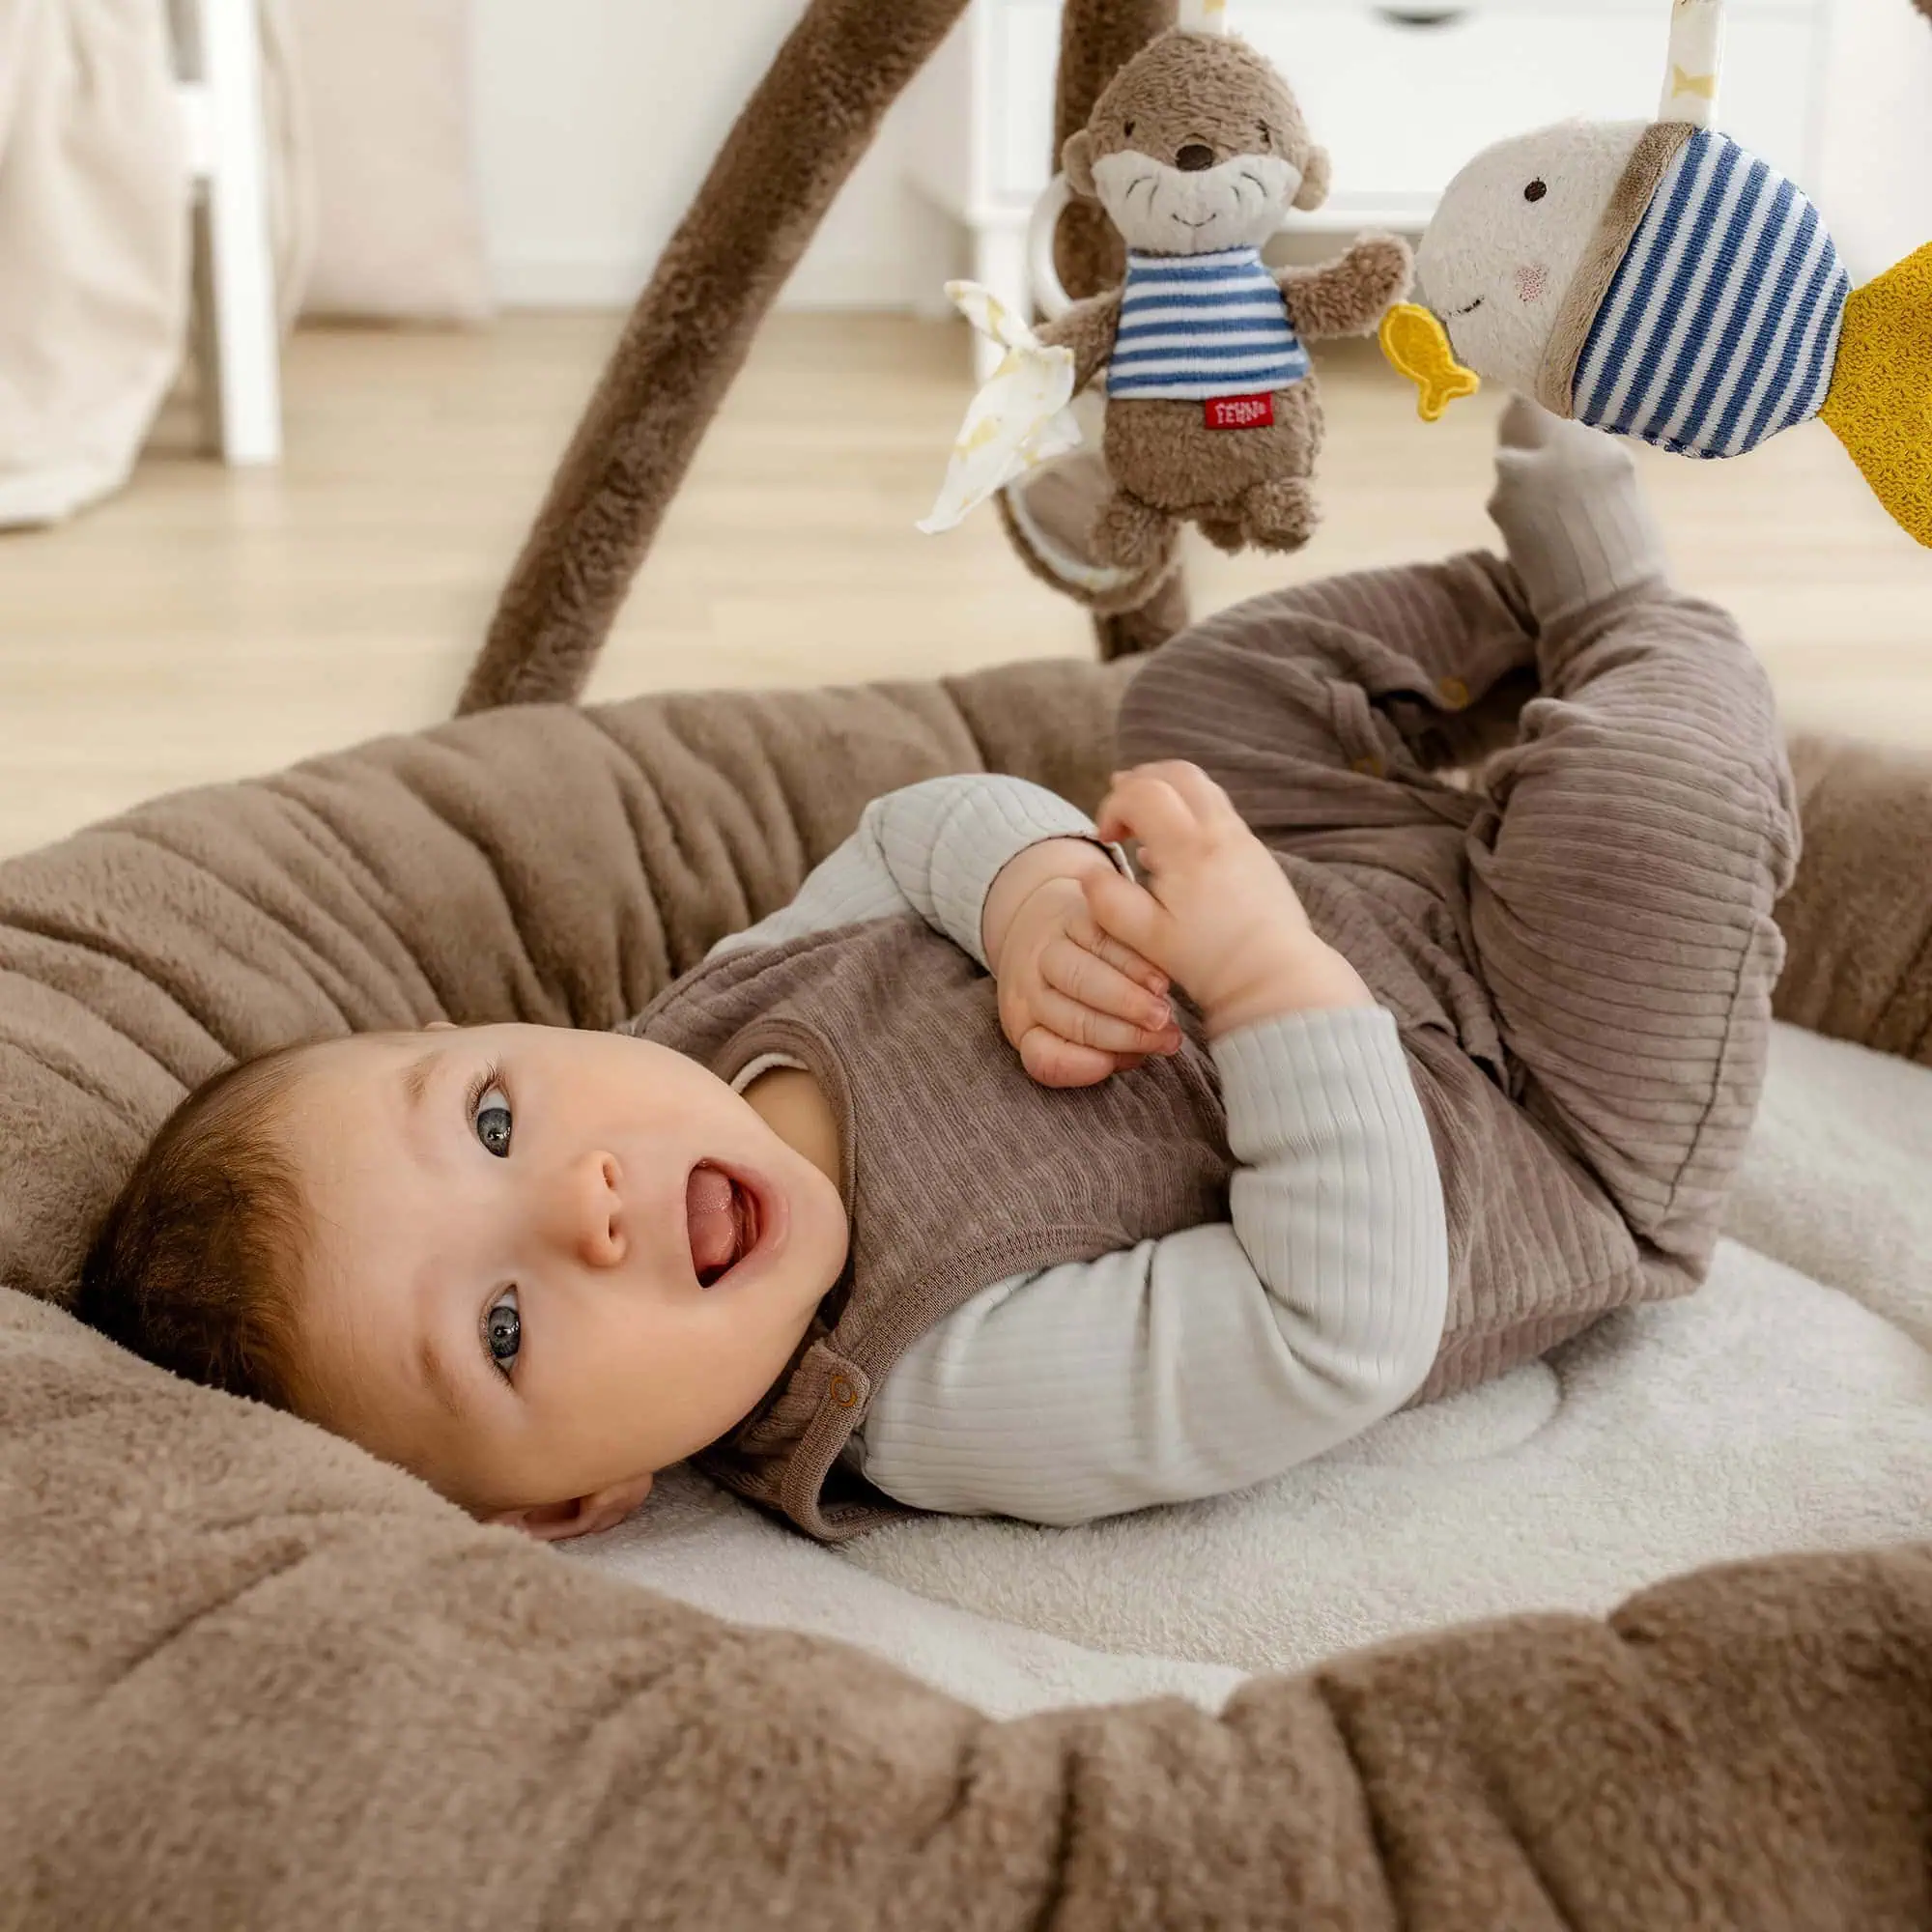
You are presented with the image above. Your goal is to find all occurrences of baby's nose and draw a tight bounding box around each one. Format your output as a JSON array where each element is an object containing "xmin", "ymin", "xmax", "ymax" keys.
[
  {"xmin": 557, "ymin": 1151, "xmax": 625, "ymax": 1266},
  {"xmin": 1176, "ymin": 142, "xmax": 1215, "ymax": 173}
]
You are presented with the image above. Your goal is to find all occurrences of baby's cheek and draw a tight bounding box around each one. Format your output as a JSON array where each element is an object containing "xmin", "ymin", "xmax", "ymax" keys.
[{"xmin": 1515, "ymin": 262, "xmax": 1551, "ymax": 305}]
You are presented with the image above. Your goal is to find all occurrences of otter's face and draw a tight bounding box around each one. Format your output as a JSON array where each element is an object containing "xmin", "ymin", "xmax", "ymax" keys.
[
  {"xmin": 1090, "ymin": 145, "xmax": 1304, "ymax": 255},
  {"xmin": 1065, "ymin": 30, "xmax": 1328, "ymax": 257},
  {"xmin": 1415, "ymin": 120, "xmax": 1648, "ymax": 392}
]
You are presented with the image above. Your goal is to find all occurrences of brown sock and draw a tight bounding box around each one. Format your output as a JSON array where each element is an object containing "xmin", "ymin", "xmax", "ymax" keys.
[{"xmin": 1485, "ymin": 396, "xmax": 1668, "ymax": 625}]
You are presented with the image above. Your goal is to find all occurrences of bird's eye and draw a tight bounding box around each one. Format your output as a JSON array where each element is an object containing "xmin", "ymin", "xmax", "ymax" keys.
[
  {"xmin": 1123, "ymin": 119, "xmax": 1136, "ymax": 138},
  {"xmin": 1524, "ymin": 179, "xmax": 1548, "ymax": 203}
]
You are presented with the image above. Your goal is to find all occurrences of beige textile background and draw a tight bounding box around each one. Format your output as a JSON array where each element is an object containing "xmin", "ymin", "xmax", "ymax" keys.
[
  {"xmin": 288, "ymin": 0, "xmax": 492, "ymax": 322},
  {"xmin": 0, "ymin": 0, "xmax": 189, "ymax": 526}
]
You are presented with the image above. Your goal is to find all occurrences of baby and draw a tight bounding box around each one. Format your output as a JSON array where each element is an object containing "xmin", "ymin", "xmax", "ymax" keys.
[{"xmin": 79, "ymin": 405, "xmax": 1797, "ymax": 1544}]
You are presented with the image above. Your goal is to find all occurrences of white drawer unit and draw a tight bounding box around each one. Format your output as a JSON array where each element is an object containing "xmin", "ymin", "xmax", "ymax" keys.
[{"xmin": 907, "ymin": 0, "xmax": 1833, "ymax": 366}]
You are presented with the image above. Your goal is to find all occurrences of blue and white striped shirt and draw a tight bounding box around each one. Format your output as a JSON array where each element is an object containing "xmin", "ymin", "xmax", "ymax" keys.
[
  {"xmin": 1107, "ymin": 246, "xmax": 1310, "ymax": 402},
  {"xmin": 1574, "ymin": 128, "xmax": 1851, "ymax": 460}
]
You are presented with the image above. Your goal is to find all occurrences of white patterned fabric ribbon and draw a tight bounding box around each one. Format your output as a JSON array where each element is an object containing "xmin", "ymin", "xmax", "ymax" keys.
[
  {"xmin": 1661, "ymin": 0, "xmax": 1724, "ymax": 127},
  {"xmin": 918, "ymin": 281, "xmax": 1083, "ymax": 535}
]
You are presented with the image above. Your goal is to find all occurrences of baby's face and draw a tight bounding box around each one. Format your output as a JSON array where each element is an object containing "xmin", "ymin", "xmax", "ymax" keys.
[{"xmin": 278, "ymin": 1024, "xmax": 848, "ymax": 1535}]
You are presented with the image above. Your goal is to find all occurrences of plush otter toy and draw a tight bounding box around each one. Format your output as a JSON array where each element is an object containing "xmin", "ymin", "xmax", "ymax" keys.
[{"xmin": 921, "ymin": 26, "xmax": 1411, "ymax": 571}]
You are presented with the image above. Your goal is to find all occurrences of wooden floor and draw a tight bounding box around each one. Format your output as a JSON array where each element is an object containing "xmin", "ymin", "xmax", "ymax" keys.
[{"xmin": 0, "ymin": 312, "xmax": 1926, "ymax": 860}]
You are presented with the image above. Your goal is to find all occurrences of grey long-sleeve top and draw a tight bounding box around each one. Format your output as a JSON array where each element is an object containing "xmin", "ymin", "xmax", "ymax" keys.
[{"xmin": 706, "ymin": 775, "xmax": 1449, "ymax": 1528}]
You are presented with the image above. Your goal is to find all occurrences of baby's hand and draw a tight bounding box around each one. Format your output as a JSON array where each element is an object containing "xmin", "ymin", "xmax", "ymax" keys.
[
  {"xmin": 983, "ymin": 838, "xmax": 1182, "ymax": 1089},
  {"xmin": 1088, "ymin": 762, "xmax": 1374, "ymax": 1037}
]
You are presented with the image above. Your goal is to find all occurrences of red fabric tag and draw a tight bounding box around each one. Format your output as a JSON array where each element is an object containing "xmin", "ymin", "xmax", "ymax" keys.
[{"xmin": 1205, "ymin": 392, "xmax": 1275, "ymax": 431}]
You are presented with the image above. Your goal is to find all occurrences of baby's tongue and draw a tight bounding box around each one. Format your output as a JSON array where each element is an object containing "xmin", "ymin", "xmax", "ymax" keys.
[{"xmin": 686, "ymin": 1165, "xmax": 738, "ymax": 1276}]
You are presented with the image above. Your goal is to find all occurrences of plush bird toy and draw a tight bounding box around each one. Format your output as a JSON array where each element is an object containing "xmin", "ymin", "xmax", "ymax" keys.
[
  {"xmin": 923, "ymin": 0, "xmax": 1412, "ymax": 570},
  {"xmin": 1380, "ymin": 0, "xmax": 1932, "ymax": 548}
]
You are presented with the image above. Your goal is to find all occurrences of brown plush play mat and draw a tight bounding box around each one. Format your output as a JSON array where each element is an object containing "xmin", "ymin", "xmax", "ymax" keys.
[{"xmin": 8, "ymin": 5, "xmax": 1931, "ymax": 1925}]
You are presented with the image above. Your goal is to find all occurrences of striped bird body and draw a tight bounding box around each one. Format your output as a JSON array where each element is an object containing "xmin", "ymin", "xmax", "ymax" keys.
[
  {"xmin": 1574, "ymin": 128, "xmax": 1851, "ymax": 460},
  {"xmin": 1107, "ymin": 246, "xmax": 1311, "ymax": 402}
]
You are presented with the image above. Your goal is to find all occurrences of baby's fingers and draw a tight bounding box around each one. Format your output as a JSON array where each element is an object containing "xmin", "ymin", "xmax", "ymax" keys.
[
  {"xmin": 1095, "ymin": 773, "xmax": 1187, "ymax": 851},
  {"xmin": 1030, "ymin": 982, "xmax": 1179, "ymax": 1059},
  {"xmin": 1043, "ymin": 932, "xmax": 1170, "ymax": 1031},
  {"xmin": 1095, "ymin": 761, "xmax": 1233, "ymax": 850},
  {"xmin": 1017, "ymin": 1025, "xmax": 1122, "ymax": 1091},
  {"xmin": 1076, "ymin": 918, "xmax": 1168, "ymax": 998},
  {"xmin": 1080, "ymin": 866, "xmax": 1172, "ymax": 969}
]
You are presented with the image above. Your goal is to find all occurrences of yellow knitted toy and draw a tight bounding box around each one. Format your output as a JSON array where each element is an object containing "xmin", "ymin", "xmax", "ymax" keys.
[{"xmin": 1817, "ymin": 242, "xmax": 1932, "ymax": 548}]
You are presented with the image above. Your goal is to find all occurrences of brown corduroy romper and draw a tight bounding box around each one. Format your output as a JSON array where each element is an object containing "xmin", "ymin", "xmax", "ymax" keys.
[{"xmin": 1119, "ymin": 551, "xmax": 1801, "ymax": 1401}]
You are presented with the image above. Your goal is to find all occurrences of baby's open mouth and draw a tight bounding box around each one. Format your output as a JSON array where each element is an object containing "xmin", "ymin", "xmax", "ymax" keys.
[{"xmin": 687, "ymin": 1162, "xmax": 756, "ymax": 1288}]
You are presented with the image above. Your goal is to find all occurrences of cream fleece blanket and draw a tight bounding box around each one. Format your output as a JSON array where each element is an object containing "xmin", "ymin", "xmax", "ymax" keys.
[{"xmin": 578, "ymin": 1021, "xmax": 1932, "ymax": 1716}]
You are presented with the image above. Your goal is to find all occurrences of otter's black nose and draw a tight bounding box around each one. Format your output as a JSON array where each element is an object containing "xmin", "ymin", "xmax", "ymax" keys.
[{"xmin": 1176, "ymin": 143, "xmax": 1215, "ymax": 172}]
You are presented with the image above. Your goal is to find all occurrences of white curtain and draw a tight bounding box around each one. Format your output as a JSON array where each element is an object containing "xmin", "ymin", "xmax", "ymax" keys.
[{"xmin": 0, "ymin": 0, "xmax": 190, "ymax": 526}]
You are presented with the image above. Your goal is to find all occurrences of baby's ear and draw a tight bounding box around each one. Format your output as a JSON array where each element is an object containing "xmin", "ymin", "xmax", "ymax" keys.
[
  {"xmin": 1294, "ymin": 145, "xmax": 1332, "ymax": 212},
  {"xmin": 1063, "ymin": 128, "xmax": 1098, "ymax": 199},
  {"xmin": 488, "ymin": 1471, "xmax": 655, "ymax": 1543}
]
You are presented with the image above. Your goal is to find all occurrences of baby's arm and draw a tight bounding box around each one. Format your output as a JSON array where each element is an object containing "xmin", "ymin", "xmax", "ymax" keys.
[
  {"xmin": 707, "ymin": 775, "xmax": 1122, "ymax": 967},
  {"xmin": 850, "ymin": 1004, "xmax": 1449, "ymax": 1524}
]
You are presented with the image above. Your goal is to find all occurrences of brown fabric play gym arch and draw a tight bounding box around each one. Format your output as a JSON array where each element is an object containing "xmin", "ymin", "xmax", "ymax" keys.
[{"xmin": 4, "ymin": 5, "xmax": 1931, "ymax": 1926}]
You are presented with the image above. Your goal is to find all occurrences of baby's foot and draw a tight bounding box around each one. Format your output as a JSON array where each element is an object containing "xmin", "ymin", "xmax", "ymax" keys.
[{"xmin": 1487, "ymin": 397, "xmax": 1668, "ymax": 625}]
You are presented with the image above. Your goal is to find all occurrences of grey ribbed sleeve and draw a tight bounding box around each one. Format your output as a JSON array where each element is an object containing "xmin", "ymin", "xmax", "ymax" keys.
[
  {"xmin": 708, "ymin": 774, "xmax": 1123, "ymax": 971},
  {"xmin": 850, "ymin": 1008, "xmax": 1447, "ymax": 1525}
]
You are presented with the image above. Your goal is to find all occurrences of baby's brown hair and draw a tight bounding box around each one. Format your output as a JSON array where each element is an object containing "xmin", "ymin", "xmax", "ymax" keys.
[{"xmin": 77, "ymin": 1045, "xmax": 318, "ymax": 1411}]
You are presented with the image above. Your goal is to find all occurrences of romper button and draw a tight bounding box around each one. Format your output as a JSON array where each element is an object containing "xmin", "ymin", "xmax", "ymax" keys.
[
  {"xmin": 1436, "ymin": 675, "xmax": 1471, "ymax": 710},
  {"xmin": 1350, "ymin": 754, "xmax": 1385, "ymax": 779},
  {"xmin": 829, "ymin": 1376, "xmax": 859, "ymax": 1409}
]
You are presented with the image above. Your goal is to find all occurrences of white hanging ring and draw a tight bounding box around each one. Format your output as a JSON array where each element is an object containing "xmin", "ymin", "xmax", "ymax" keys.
[{"xmin": 1026, "ymin": 172, "xmax": 1077, "ymax": 321}]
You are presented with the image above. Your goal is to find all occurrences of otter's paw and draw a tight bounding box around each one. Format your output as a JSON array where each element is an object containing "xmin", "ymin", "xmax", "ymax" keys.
[
  {"xmin": 1091, "ymin": 493, "xmax": 1176, "ymax": 572},
  {"xmin": 1194, "ymin": 514, "xmax": 1247, "ymax": 554},
  {"xmin": 1348, "ymin": 233, "xmax": 1415, "ymax": 315},
  {"xmin": 1240, "ymin": 479, "xmax": 1320, "ymax": 554}
]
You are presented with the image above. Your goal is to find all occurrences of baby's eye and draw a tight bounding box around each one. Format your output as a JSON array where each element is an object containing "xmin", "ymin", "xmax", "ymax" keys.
[
  {"xmin": 473, "ymin": 1082, "xmax": 512, "ymax": 1158},
  {"xmin": 1523, "ymin": 179, "xmax": 1548, "ymax": 203},
  {"xmin": 484, "ymin": 1287, "xmax": 520, "ymax": 1376}
]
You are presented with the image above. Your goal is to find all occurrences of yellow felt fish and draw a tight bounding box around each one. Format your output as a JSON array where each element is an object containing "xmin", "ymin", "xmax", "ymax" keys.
[{"xmin": 1378, "ymin": 303, "xmax": 1482, "ymax": 422}]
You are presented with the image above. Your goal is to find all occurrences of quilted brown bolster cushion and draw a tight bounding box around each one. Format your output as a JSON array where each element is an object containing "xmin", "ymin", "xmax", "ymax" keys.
[
  {"xmin": 1778, "ymin": 733, "xmax": 1932, "ymax": 1065},
  {"xmin": 0, "ymin": 659, "xmax": 1128, "ymax": 1305},
  {"xmin": 3, "ymin": 658, "xmax": 1930, "ymax": 1929}
]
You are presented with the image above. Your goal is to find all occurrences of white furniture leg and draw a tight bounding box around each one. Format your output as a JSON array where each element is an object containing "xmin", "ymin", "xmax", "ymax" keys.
[
  {"xmin": 970, "ymin": 220, "xmax": 1030, "ymax": 381},
  {"xmin": 186, "ymin": 0, "xmax": 282, "ymax": 465}
]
